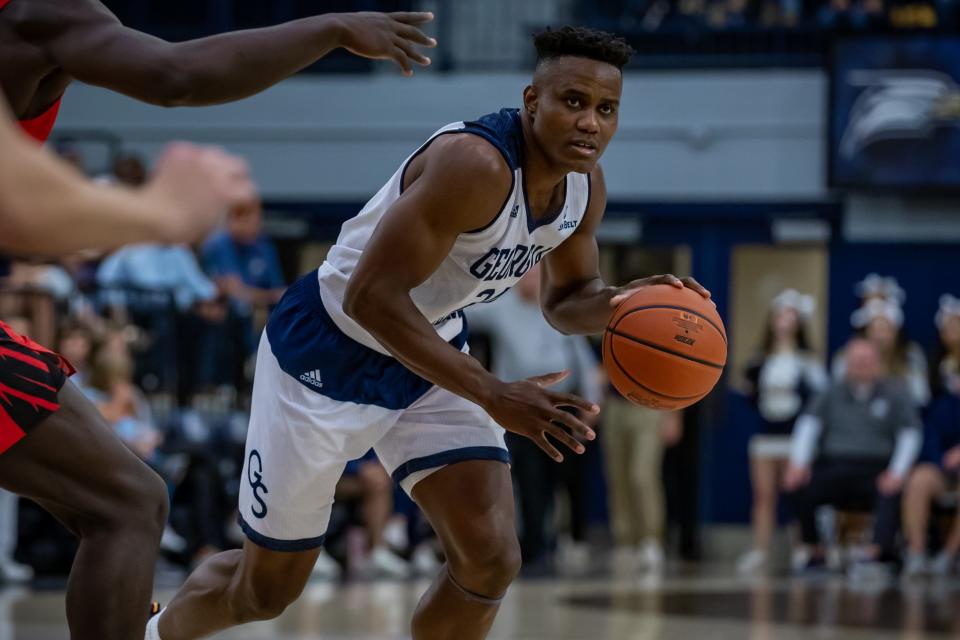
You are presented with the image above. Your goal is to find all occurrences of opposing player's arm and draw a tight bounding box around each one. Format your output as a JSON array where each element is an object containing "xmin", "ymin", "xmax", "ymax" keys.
[
  {"xmin": 540, "ymin": 166, "xmax": 711, "ymax": 336},
  {"xmin": 0, "ymin": 100, "xmax": 254, "ymax": 254},
  {"xmin": 21, "ymin": 0, "xmax": 435, "ymax": 106},
  {"xmin": 345, "ymin": 136, "xmax": 597, "ymax": 461}
]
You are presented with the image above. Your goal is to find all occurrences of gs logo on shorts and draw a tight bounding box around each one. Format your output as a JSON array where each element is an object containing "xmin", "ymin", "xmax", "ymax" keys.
[{"xmin": 247, "ymin": 450, "xmax": 269, "ymax": 519}]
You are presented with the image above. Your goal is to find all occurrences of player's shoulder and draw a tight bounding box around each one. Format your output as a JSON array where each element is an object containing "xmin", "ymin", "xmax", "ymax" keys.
[
  {"xmin": 421, "ymin": 133, "xmax": 513, "ymax": 192},
  {"xmin": 8, "ymin": 0, "xmax": 112, "ymax": 36}
]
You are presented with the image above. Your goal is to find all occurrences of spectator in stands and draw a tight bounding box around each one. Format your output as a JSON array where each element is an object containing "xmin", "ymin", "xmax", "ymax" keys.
[
  {"xmin": 930, "ymin": 294, "xmax": 960, "ymax": 399},
  {"xmin": 201, "ymin": 198, "xmax": 286, "ymax": 318},
  {"xmin": 56, "ymin": 322, "xmax": 96, "ymax": 390},
  {"xmin": 784, "ymin": 338, "xmax": 922, "ymax": 579},
  {"xmin": 902, "ymin": 295, "xmax": 960, "ymax": 577},
  {"xmin": 833, "ymin": 298, "xmax": 931, "ymax": 407},
  {"xmin": 738, "ymin": 290, "xmax": 828, "ymax": 575},
  {"xmin": 604, "ymin": 395, "xmax": 681, "ymax": 574},
  {"xmin": 466, "ymin": 264, "xmax": 602, "ymax": 574},
  {"xmin": 200, "ymin": 199, "xmax": 285, "ymax": 390},
  {"xmin": 333, "ymin": 451, "xmax": 411, "ymax": 579}
]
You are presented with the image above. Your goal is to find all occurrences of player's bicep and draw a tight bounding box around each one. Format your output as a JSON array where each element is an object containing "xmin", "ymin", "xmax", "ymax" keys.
[{"xmin": 38, "ymin": 1, "xmax": 183, "ymax": 105}]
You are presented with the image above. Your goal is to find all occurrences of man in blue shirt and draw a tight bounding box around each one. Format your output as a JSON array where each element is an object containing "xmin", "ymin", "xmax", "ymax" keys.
[{"xmin": 202, "ymin": 199, "xmax": 285, "ymax": 315}]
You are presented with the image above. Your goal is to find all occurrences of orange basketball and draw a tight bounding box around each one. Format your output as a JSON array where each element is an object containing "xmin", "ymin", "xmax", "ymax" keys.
[{"xmin": 603, "ymin": 285, "xmax": 727, "ymax": 410}]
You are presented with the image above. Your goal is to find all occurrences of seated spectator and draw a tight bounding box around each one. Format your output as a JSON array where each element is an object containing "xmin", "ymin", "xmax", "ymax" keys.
[
  {"xmin": 901, "ymin": 296, "xmax": 960, "ymax": 577},
  {"xmin": 833, "ymin": 298, "xmax": 930, "ymax": 407},
  {"xmin": 56, "ymin": 322, "xmax": 96, "ymax": 390},
  {"xmin": 738, "ymin": 290, "xmax": 828, "ymax": 575},
  {"xmin": 784, "ymin": 338, "xmax": 922, "ymax": 579},
  {"xmin": 332, "ymin": 452, "xmax": 410, "ymax": 578},
  {"xmin": 201, "ymin": 199, "xmax": 285, "ymax": 390},
  {"xmin": 930, "ymin": 294, "xmax": 960, "ymax": 398},
  {"xmin": 901, "ymin": 389, "xmax": 960, "ymax": 577}
]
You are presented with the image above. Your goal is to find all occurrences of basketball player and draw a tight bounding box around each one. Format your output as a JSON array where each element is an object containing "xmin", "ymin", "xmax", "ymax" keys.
[
  {"xmin": 151, "ymin": 26, "xmax": 709, "ymax": 640},
  {"xmin": 0, "ymin": 94, "xmax": 255, "ymax": 639},
  {"xmin": 0, "ymin": 6, "xmax": 430, "ymax": 636}
]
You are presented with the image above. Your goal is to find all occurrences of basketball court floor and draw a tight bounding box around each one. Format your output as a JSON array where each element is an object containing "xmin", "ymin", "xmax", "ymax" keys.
[{"xmin": 5, "ymin": 566, "xmax": 960, "ymax": 639}]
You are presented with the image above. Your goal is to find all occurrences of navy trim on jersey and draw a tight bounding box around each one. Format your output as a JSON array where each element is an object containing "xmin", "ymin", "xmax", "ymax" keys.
[
  {"xmin": 238, "ymin": 514, "xmax": 326, "ymax": 552},
  {"xmin": 397, "ymin": 129, "xmax": 517, "ymax": 236},
  {"xmin": 266, "ymin": 273, "xmax": 468, "ymax": 411},
  {"xmin": 391, "ymin": 446, "xmax": 512, "ymax": 484},
  {"xmin": 524, "ymin": 173, "xmax": 570, "ymax": 233}
]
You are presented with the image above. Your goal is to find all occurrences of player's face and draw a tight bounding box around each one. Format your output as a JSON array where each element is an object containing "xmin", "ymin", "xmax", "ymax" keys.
[{"xmin": 526, "ymin": 57, "xmax": 622, "ymax": 173}]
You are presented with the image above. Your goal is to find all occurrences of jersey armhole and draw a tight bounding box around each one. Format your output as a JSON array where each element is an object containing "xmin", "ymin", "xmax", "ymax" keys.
[{"xmin": 398, "ymin": 129, "xmax": 516, "ymax": 236}]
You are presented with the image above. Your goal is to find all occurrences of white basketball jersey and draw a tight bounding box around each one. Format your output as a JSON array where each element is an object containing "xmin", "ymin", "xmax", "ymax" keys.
[{"xmin": 316, "ymin": 108, "xmax": 592, "ymax": 355}]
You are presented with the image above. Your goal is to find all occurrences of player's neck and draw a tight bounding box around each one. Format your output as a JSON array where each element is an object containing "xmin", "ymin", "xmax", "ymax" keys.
[{"xmin": 519, "ymin": 111, "xmax": 570, "ymax": 208}]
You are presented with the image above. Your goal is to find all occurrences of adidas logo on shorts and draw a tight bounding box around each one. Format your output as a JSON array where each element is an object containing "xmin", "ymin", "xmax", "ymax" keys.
[{"xmin": 299, "ymin": 370, "xmax": 324, "ymax": 388}]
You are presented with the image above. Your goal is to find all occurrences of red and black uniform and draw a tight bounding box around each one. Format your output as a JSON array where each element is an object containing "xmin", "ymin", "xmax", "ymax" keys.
[{"xmin": 0, "ymin": 0, "xmax": 73, "ymax": 454}]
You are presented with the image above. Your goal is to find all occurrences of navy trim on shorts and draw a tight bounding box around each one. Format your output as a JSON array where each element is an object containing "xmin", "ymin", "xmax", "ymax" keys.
[
  {"xmin": 391, "ymin": 446, "xmax": 512, "ymax": 485},
  {"xmin": 237, "ymin": 514, "xmax": 326, "ymax": 552}
]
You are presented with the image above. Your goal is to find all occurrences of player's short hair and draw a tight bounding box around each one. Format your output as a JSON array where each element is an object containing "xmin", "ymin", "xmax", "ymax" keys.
[{"xmin": 533, "ymin": 26, "xmax": 634, "ymax": 70}]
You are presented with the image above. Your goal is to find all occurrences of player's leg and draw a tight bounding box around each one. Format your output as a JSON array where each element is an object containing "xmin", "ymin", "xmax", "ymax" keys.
[
  {"xmin": 410, "ymin": 460, "xmax": 520, "ymax": 640},
  {"xmin": 154, "ymin": 542, "xmax": 319, "ymax": 640},
  {"xmin": 155, "ymin": 326, "xmax": 378, "ymax": 640},
  {"xmin": 0, "ymin": 381, "xmax": 168, "ymax": 640}
]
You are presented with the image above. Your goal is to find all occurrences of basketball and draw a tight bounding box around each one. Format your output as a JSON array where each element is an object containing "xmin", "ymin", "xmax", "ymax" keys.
[{"xmin": 603, "ymin": 285, "xmax": 727, "ymax": 410}]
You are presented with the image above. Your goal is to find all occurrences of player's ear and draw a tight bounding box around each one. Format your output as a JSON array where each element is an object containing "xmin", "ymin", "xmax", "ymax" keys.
[{"xmin": 523, "ymin": 85, "xmax": 538, "ymax": 117}]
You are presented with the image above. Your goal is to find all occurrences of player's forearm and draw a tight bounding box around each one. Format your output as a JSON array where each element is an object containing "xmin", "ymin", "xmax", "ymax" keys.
[
  {"xmin": 344, "ymin": 288, "xmax": 502, "ymax": 408},
  {"xmin": 0, "ymin": 137, "xmax": 171, "ymax": 254},
  {"xmin": 542, "ymin": 277, "xmax": 617, "ymax": 335},
  {"xmin": 166, "ymin": 15, "xmax": 346, "ymax": 106}
]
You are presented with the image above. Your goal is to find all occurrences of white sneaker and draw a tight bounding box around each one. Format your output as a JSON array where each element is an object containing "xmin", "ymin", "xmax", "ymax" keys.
[
  {"xmin": 558, "ymin": 539, "xmax": 591, "ymax": 573},
  {"xmin": 638, "ymin": 540, "xmax": 664, "ymax": 573},
  {"xmin": 903, "ymin": 552, "xmax": 928, "ymax": 579},
  {"xmin": 0, "ymin": 558, "xmax": 33, "ymax": 583},
  {"xmin": 411, "ymin": 543, "xmax": 441, "ymax": 576},
  {"xmin": 929, "ymin": 551, "xmax": 954, "ymax": 577},
  {"xmin": 382, "ymin": 517, "xmax": 409, "ymax": 551},
  {"xmin": 311, "ymin": 549, "xmax": 342, "ymax": 580},
  {"xmin": 369, "ymin": 545, "xmax": 411, "ymax": 579},
  {"xmin": 736, "ymin": 549, "xmax": 768, "ymax": 575}
]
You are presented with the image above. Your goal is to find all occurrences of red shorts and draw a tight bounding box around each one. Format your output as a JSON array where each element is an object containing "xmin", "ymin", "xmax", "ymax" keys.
[{"xmin": 0, "ymin": 320, "xmax": 74, "ymax": 454}]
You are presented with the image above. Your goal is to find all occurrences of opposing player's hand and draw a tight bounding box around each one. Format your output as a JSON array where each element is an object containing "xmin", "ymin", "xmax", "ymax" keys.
[
  {"xmin": 146, "ymin": 143, "xmax": 256, "ymax": 244},
  {"xmin": 610, "ymin": 274, "xmax": 711, "ymax": 308},
  {"xmin": 334, "ymin": 12, "xmax": 437, "ymax": 77},
  {"xmin": 482, "ymin": 370, "xmax": 599, "ymax": 462}
]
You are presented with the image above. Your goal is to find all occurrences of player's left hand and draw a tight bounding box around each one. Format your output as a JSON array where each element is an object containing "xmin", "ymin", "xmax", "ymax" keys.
[
  {"xmin": 876, "ymin": 471, "xmax": 905, "ymax": 496},
  {"xmin": 610, "ymin": 274, "xmax": 711, "ymax": 308},
  {"xmin": 334, "ymin": 12, "xmax": 437, "ymax": 77}
]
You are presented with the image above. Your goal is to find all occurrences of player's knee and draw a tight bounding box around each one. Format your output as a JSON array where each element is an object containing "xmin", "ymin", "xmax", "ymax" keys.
[
  {"xmin": 84, "ymin": 464, "xmax": 168, "ymax": 539},
  {"xmin": 119, "ymin": 466, "xmax": 169, "ymax": 538},
  {"xmin": 448, "ymin": 528, "xmax": 521, "ymax": 596}
]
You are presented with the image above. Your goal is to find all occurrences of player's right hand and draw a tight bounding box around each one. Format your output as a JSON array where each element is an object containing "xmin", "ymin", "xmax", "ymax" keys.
[
  {"xmin": 334, "ymin": 12, "xmax": 437, "ymax": 77},
  {"xmin": 482, "ymin": 370, "xmax": 599, "ymax": 462},
  {"xmin": 146, "ymin": 142, "xmax": 256, "ymax": 244}
]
